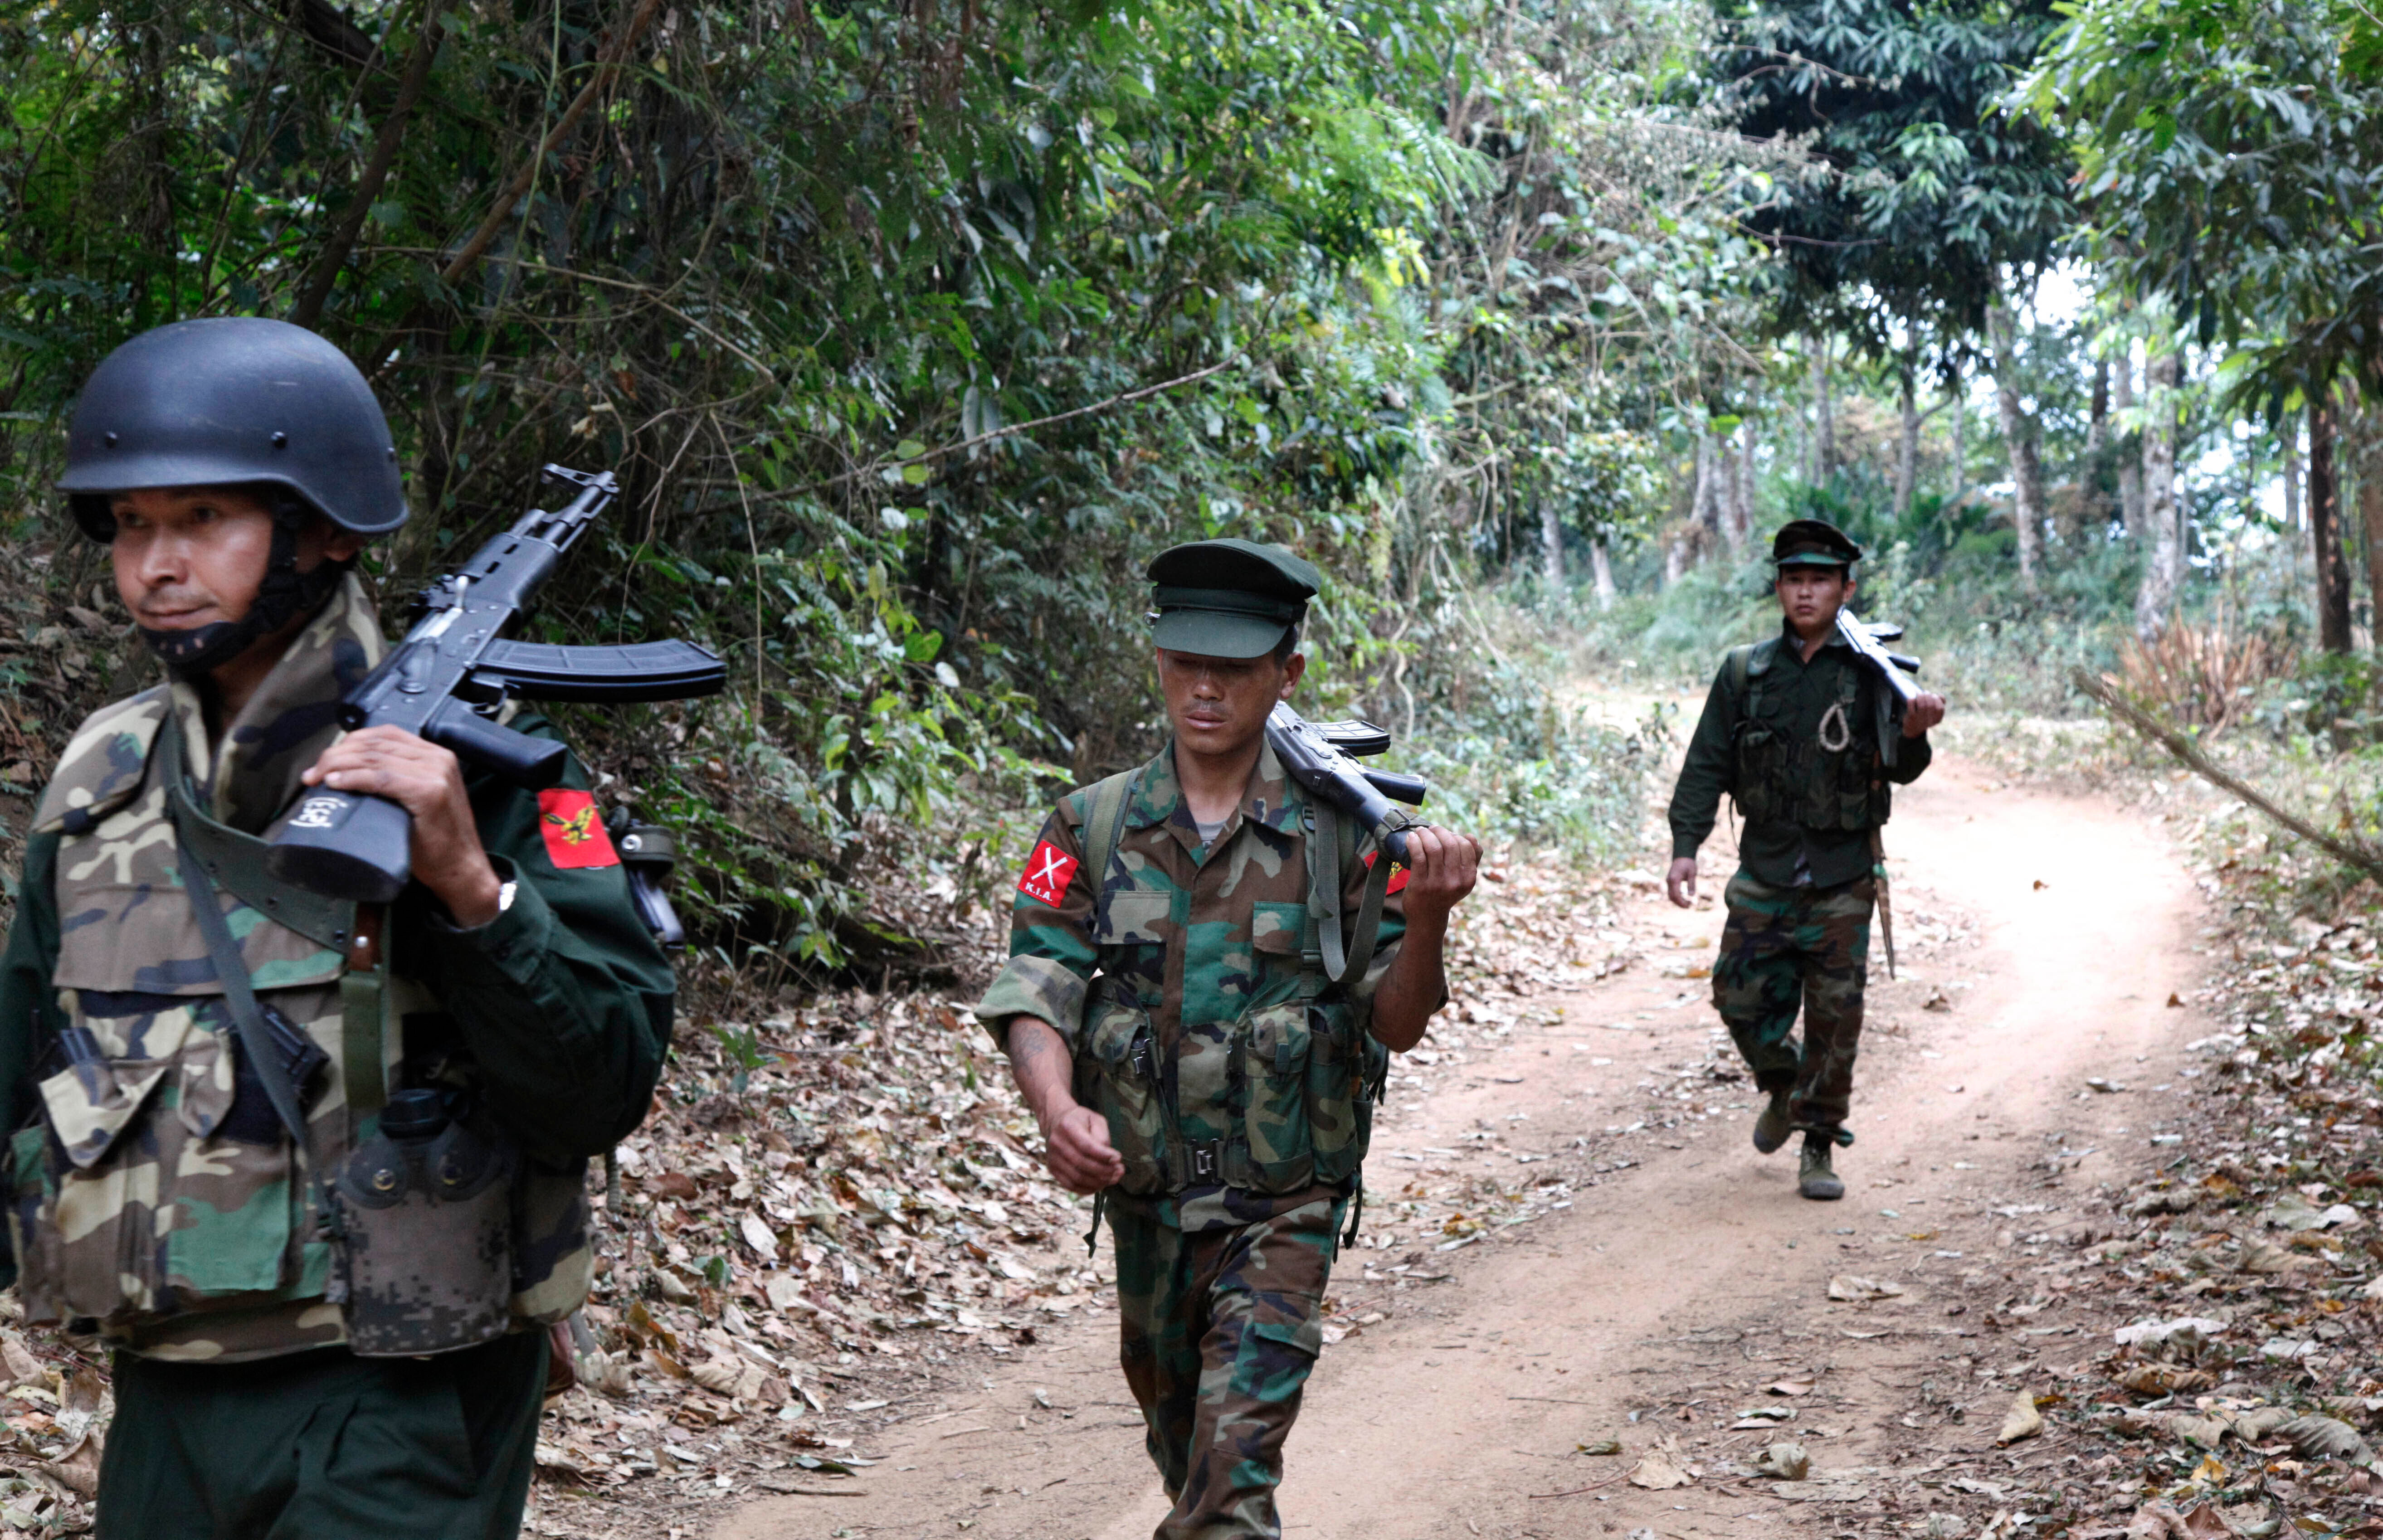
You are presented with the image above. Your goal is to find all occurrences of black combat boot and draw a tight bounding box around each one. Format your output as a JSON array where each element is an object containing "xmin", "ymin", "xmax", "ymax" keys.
[{"xmin": 1798, "ymin": 1131, "xmax": 1844, "ymax": 1201}]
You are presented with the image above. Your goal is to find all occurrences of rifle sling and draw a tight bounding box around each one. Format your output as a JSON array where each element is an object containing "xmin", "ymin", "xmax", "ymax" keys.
[
  {"xmin": 161, "ymin": 720, "xmax": 388, "ymax": 1150},
  {"xmin": 161, "ymin": 725, "xmax": 357, "ymax": 956},
  {"xmin": 1308, "ymin": 797, "xmax": 1397, "ymax": 988}
]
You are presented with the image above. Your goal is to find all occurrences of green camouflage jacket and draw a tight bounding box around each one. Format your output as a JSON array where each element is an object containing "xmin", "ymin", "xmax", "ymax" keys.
[
  {"xmin": 978, "ymin": 738, "xmax": 1416, "ymax": 1232},
  {"xmin": 0, "ymin": 576, "xmax": 675, "ymax": 1361},
  {"xmin": 1668, "ymin": 621, "xmax": 1934, "ymax": 889}
]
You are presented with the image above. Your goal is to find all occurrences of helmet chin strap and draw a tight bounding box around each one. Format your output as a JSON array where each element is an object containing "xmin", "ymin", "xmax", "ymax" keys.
[{"xmin": 138, "ymin": 501, "xmax": 348, "ymax": 678}]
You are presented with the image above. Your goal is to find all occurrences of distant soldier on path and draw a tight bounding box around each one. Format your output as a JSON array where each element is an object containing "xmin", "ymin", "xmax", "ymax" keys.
[
  {"xmin": 977, "ymin": 539, "xmax": 1478, "ymax": 1540},
  {"xmin": 1665, "ymin": 519, "xmax": 1946, "ymax": 1200}
]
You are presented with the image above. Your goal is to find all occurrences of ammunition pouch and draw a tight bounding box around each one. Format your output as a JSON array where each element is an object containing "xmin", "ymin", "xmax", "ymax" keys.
[
  {"xmin": 1073, "ymin": 985, "xmax": 1384, "ymax": 1200},
  {"xmin": 1073, "ymin": 982, "xmax": 1170, "ymax": 1198}
]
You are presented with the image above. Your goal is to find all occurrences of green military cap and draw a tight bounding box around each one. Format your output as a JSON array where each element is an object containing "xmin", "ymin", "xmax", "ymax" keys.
[
  {"xmin": 1772, "ymin": 518, "xmax": 1863, "ymax": 569},
  {"xmin": 1146, "ymin": 537, "xmax": 1320, "ymax": 658}
]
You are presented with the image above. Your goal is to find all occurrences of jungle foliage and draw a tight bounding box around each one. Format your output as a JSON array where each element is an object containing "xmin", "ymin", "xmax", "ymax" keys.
[{"xmin": 0, "ymin": 0, "xmax": 1762, "ymax": 972}]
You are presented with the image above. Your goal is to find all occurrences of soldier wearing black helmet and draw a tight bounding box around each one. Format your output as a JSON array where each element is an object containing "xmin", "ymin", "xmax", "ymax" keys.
[
  {"xmin": 1664, "ymin": 519, "xmax": 1946, "ymax": 1202},
  {"xmin": 0, "ymin": 318, "xmax": 673, "ymax": 1537}
]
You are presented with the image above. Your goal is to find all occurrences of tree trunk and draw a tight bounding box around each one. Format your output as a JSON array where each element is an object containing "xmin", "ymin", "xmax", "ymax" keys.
[
  {"xmin": 1719, "ymin": 432, "xmax": 1744, "ymax": 552},
  {"xmin": 2082, "ymin": 355, "xmax": 2110, "ymax": 535},
  {"xmin": 1949, "ymin": 372, "xmax": 1967, "ymax": 510},
  {"xmin": 1810, "ymin": 340, "xmax": 1835, "ymax": 481},
  {"xmin": 2278, "ymin": 417, "xmax": 2297, "ymax": 548},
  {"xmin": 2361, "ymin": 413, "xmax": 2383, "ymax": 651},
  {"xmin": 291, "ymin": 0, "xmax": 452, "ymax": 328},
  {"xmin": 1692, "ymin": 432, "xmax": 1723, "ymax": 549},
  {"xmin": 2134, "ymin": 348, "xmax": 2182, "ymax": 637},
  {"xmin": 1735, "ymin": 427, "xmax": 1758, "ymax": 547},
  {"xmin": 2111, "ymin": 348, "xmax": 2143, "ymax": 536},
  {"xmin": 1987, "ymin": 301, "xmax": 2045, "ymax": 589},
  {"xmin": 1590, "ymin": 536, "xmax": 1617, "ymax": 611},
  {"xmin": 2312, "ymin": 398, "xmax": 2354, "ymax": 653},
  {"xmin": 1895, "ymin": 365, "xmax": 1919, "ymax": 520},
  {"xmin": 1540, "ymin": 498, "xmax": 1564, "ymax": 587},
  {"xmin": 1663, "ymin": 534, "xmax": 1687, "ymax": 587}
]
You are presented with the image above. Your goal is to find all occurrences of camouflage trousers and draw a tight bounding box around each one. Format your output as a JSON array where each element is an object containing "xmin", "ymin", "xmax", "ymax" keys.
[
  {"xmin": 1711, "ymin": 870, "xmax": 1874, "ymax": 1136},
  {"xmin": 1109, "ymin": 1192, "xmax": 1344, "ymax": 1540}
]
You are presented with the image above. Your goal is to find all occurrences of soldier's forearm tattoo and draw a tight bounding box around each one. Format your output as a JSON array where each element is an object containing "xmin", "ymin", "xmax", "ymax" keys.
[{"xmin": 1004, "ymin": 1017, "xmax": 1076, "ymax": 1123}]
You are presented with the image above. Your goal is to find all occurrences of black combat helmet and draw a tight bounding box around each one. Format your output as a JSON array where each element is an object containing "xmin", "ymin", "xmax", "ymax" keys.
[
  {"xmin": 57, "ymin": 318, "xmax": 407, "ymax": 674},
  {"xmin": 58, "ymin": 316, "xmax": 406, "ymax": 541}
]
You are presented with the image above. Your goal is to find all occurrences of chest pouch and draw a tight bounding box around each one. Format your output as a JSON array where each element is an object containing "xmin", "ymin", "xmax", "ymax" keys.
[{"xmin": 1729, "ymin": 643, "xmax": 1786, "ymax": 825}]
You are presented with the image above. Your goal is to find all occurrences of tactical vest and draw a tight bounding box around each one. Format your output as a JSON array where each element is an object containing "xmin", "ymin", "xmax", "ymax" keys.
[
  {"xmin": 1725, "ymin": 638, "xmax": 1891, "ymax": 831},
  {"xmin": 1067, "ymin": 770, "xmax": 1390, "ymax": 1200},
  {"xmin": 4, "ymin": 688, "xmax": 590, "ymax": 1361}
]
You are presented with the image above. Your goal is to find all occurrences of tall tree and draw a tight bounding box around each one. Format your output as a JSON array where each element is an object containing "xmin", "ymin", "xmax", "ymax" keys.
[
  {"xmin": 2027, "ymin": 0, "xmax": 2383, "ymax": 648},
  {"xmin": 1987, "ymin": 299, "xmax": 2048, "ymax": 586},
  {"xmin": 2135, "ymin": 347, "xmax": 2185, "ymax": 635},
  {"xmin": 2312, "ymin": 399, "xmax": 2355, "ymax": 651},
  {"xmin": 1719, "ymin": 0, "xmax": 2075, "ymax": 563}
]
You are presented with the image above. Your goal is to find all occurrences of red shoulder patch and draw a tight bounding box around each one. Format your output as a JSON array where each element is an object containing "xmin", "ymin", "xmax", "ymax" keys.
[
  {"xmin": 1017, "ymin": 840, "xmax": 1079, "ymax": 907},
  {"xmin": 537, "ymin": 789, "xmax": 619, "ymax": 869},
  {"xmin": 1362, "ymin": 849, "xmax": 1410, "ymax": 895}
]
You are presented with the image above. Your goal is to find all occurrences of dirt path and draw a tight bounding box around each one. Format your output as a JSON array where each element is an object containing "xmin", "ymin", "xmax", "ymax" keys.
[{"xmin": 715, "ymin": 759, "xmax": 2211, "ymax": 1540}]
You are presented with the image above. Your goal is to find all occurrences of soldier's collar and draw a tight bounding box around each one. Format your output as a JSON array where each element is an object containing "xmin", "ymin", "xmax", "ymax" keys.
[
  {"xmin": 1134, "ymin": 738, "xmax": 1301, "ymax": 836},
  {"xmin": 1779, "ymin": 617, "xmax": 1852, "ymax": 651},
  {"xmin": 172, "ymin": 573, "xmax": 384, "ymax": 832}
]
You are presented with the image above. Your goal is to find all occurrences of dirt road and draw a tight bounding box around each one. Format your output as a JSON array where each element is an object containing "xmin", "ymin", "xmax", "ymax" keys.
[{"xmin": 716, "ymin": 761, "xmax": 2211, "ymax": 1539}]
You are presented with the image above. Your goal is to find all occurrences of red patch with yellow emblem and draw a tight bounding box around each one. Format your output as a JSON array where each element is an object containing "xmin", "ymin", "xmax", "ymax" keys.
[
  {"xmin": 536, "ymin": 789, "xmax": 619, "ymax": 869},
  {"xmin": 1362, "ymin": 850, "xmax": 1410, "ymax": 895}
]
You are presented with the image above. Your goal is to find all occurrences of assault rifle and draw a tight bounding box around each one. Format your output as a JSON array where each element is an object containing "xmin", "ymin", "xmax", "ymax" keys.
[
  {"xmin": 1834, "ymin": 612, "xmax": 1927, "ymax": 770},
  {"xmin": 1835, "ymin": 611, "xmax": 1930, "ymax": 981},
  {"xmin": 1265, "ymin": 704, "xmax": 1428, "ymax": 863},
  {"xmin": 268, "ymin": 465, "xmax": 727, "ymax": 904}
]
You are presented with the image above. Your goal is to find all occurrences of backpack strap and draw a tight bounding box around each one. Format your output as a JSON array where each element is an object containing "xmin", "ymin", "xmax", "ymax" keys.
[
  {"xmin": 1077, "ymin": 768, "xmax": 1139, "ymax": 938},
  {"xmin": 1731, "ymin": 638, "xmax": 1777, "ymax": 722}
]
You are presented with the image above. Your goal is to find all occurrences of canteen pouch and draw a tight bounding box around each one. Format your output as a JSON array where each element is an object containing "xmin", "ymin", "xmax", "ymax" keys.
[
  {"xmin": 1074, "ymin": 983, "xmax": 1169, "ymax": 1197},
  {"xmin": 330, "ymin": 1097, "xmax": 517, "ymax": 1357}
]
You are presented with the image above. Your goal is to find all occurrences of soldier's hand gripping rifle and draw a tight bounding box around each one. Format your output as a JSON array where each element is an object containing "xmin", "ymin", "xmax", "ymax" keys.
[
  {"xmin": 1264, "ymin": 704, "xmax": 1430, "ymax": 984},
  {"xmin": 268, "ymin": 465, "xmax": 727, "ymax": 904},
  {"xmin": 1833, "ymin": 611, "xmax": 1930, "ymax": 980}
]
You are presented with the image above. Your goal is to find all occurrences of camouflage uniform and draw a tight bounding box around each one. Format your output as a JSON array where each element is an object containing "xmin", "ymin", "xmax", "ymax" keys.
[
  {"xmin": 0, "ymin": 577, "xmax": 676, "ymax": 1537},
  {"xmin": 1667, "ymin": 622, "xmax": 1931, "ymax": 1140},
  {"xmin": 978, "ymin": 741, "xmax": 1414, "ymax": 1540},
  {"xmin": 1711, "ymin": 871, "xmax": 1874, "ymax": 1130}
]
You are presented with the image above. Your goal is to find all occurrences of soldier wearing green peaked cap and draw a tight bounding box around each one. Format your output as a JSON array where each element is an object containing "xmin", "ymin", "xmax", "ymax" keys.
[
  {"xmin": 1145, "ymin": 538, "xmax": 1322, "ymax": 657},
  {"xmin": 0, "ymin": 319, "xmax": 676, "ymax": 1538},
  {"xmin": 1771, "ymin": 517, "xmax": 1863, "ymax": 569},
  {"xmin": 978, "ymin": 537, "xmax": 1480, "ymax": 1540},
  {"xmin": 1663, "ymin": 516, "xmax": 1945, "ymax": 1205}
]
